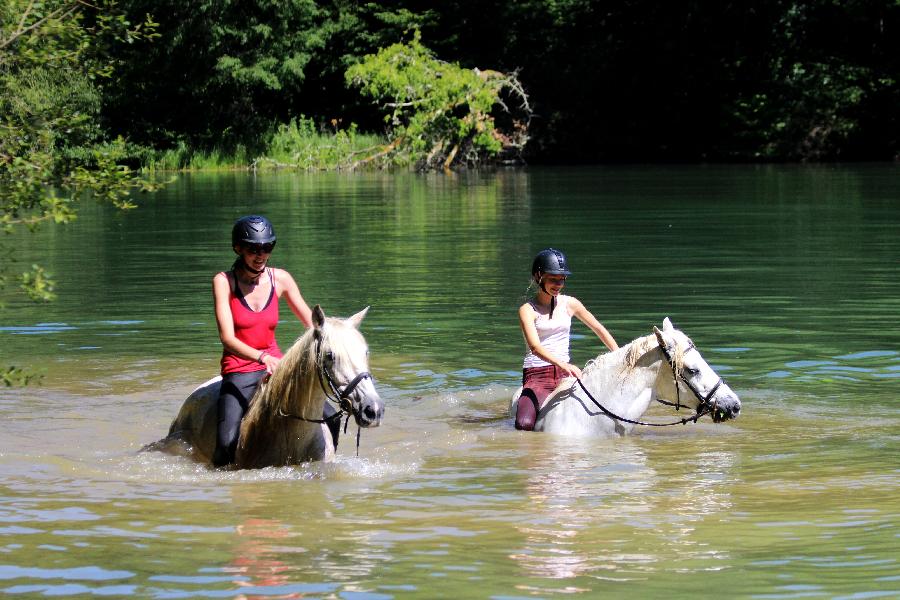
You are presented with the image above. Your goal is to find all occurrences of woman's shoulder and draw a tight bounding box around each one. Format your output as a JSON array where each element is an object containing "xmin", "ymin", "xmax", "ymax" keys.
[
  {"xmin": 271, "ymin": 267, "xmax": 296, "ymax": 283},
  {"xmin": 212, "ymin": 271, "xmax": 233, "ymax": 299},
  {"xmin": 561, "ymin": 294, "xmax": 582, "ymax": 312}
]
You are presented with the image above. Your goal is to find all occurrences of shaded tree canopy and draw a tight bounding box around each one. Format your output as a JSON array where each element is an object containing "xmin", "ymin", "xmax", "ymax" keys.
[{"xmin": 101, "ymin": 1, "xmax": 898, "ymax": 162}]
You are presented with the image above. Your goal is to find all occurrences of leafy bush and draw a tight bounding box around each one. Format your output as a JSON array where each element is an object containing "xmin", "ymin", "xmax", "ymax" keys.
[
  {"xmin": 345, "ymin": 33, "xmax": 531, "ymax": 170},
  {"xmin": 258, "ymin": 117, "xmax": 385, "ymax": 171}
]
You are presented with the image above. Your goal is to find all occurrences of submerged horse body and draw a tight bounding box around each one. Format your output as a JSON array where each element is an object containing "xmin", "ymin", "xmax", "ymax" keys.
[
  {"xmin": 146, "ymin": 306, "xmax": 383, "ymax": 468},
  {"xmin": 510, "ymin": 318, "xmax": 741, "ymax": 436}
]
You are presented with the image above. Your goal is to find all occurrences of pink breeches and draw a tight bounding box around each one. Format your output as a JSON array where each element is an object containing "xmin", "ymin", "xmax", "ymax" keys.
[{"xmin": 515, "ymin": 364, "xmax": 566, "ymax": 431}]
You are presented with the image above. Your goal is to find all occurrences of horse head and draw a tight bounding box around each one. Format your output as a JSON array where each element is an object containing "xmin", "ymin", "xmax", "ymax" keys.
[
  {"xmin": 313, "ymin": 305, "xmax": 384, "ymax": 428},
  {"xmin": 652, "ymin": 318, "xmax": 741, "ymax": 423}
]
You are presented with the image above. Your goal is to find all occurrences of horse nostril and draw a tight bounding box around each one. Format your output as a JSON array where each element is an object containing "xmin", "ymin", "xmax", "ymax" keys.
[{"xmin": 364, "ymin": 405, "xmax": 377, "ymax": 421}]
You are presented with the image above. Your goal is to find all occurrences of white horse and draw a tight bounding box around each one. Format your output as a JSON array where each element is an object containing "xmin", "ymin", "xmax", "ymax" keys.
[
  {"xmin": 510, "ymin": 318, "xmax": 741, "ymax": 436},
  {"xmin": 145, "ymin": 305, "xmax": 383, "ymax": 468}
]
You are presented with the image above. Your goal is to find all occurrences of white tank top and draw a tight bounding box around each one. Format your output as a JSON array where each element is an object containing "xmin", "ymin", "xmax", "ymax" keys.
[{"xmin": 523, "ymin": 295, "xmax": 572, "ymax": 368}]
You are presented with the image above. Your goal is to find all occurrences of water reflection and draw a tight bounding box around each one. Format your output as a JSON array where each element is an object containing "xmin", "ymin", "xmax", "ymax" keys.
[
  {"xmin": 227, "ymin": 517, "xmax": 302, "ymax": 599},
  {"xmin": 504, "ymin": 432, "xmax": 742, "ymax": 588},
  {"xmin": 509, "ymin": 440, "xmax": 656, "ymax": 584}
]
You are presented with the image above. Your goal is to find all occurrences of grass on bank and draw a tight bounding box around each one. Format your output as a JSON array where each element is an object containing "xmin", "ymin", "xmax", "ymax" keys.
[{"xmin": 141, "ymin": 118, "xmax": 387, "ymax": 172}]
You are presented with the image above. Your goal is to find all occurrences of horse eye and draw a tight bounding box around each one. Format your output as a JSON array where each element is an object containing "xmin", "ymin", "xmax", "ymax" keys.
[
  {"xmin": 686, "ymin": 367, "xmax": 700, "ymax": 376},
  {"xmin": 325, "ymin": 351, "xmax": 335, "ymax": 363}
]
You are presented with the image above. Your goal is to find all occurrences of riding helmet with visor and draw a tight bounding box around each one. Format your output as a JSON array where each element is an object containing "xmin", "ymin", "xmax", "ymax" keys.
[
  {"xmin": 532, "ymin": 248, "xmax": 572, "ymax": 278},
  {"xmin": 232, "ymin": 215, "xmax": 276, "ymax": 249},
  {"xmin": 532, "ymin": 248, "xmax": 571, "ymax": 319}
]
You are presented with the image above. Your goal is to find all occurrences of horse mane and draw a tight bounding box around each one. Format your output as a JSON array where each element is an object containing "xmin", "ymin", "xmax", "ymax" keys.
[
  {"xmin": 581, "ymin": 329, "xmax": 691, "ymax": 383},
  {"xmin": 254, "ymin": 329, "xmax": 318, "ymax": 415},
  {"xmin": 239, "ymin": 316, "xmax": 353, "ymax": 447}
]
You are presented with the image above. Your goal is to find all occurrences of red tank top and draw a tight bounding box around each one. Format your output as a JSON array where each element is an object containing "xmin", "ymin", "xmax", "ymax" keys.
[{"xmin": 220, "ymin": 267, "xmax": 283, "ymax": 374}]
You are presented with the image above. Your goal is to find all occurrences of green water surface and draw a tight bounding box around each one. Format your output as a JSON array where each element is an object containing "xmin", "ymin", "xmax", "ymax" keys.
[{"xmin": 1, "ymin": 165, "xmax": 897, "ymax": 598}]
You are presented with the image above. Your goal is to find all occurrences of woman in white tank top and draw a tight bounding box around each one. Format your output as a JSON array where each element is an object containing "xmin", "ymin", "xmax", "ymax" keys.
[{"xmin": 515, "ymin": 248, "xmax": 619, "ymax": 431}]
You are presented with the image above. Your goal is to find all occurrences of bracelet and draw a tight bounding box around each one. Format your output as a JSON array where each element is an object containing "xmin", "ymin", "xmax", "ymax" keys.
[{"xmin": 257, "ymin": 350, "xmax": 268, "ymax": 364}]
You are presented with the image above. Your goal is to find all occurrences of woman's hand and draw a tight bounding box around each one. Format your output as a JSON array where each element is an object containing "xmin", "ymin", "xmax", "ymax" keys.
[
  {"xmin": 261, "ymin": 353, "xmax": 281, "ymax": 375},
  {"xmin": 559, "ymin": 362, "xmax": 583, "ymax": 379}
]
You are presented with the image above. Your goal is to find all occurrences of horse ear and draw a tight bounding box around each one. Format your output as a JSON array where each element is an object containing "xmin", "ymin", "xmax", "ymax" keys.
[
  {"xmin": 346, "ymin": 306, "xmax": 369, "ymax": 329},
  {"xmin": 662, "ymin": 317, "xmax": 675, "ymax": 332},
  {"xmin": 654, "ymin": 325, "xmax": 673, "ymax": 351},
  {"xmin": 312, "ymin": 304, "xmax": 326, "ymax": 329}
]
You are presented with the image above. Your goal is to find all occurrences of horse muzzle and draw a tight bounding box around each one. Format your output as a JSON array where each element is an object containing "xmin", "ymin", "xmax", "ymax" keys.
[
  {"xmin": 352, "ymin": 393, "xmax": 384, "ymax": 428},
  {"xmin": 334, "ymin": 371, "xmax": 383, "ymax": 428},
  {"xmin": 709, "ymin": 385, "xmax": 741, "ymax": 423}
]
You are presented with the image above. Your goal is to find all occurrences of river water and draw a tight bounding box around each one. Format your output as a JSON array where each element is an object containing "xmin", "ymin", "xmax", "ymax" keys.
[{"xmin": 2, "ymin": 165, "xmax": 898, "ymax": 598}]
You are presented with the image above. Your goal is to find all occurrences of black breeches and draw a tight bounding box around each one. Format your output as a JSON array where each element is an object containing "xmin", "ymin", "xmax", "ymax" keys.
[{"xmin": 213, "ymin": 370, "xmax": 267, "ymax": 467}]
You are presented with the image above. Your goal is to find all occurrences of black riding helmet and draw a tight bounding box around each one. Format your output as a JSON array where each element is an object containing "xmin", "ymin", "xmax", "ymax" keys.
[
  {"xmin": 531, "ymin": 248, "xmax": 571, "ymax": 319},
  {"xmin": 232, "ymin": 215, "xmax": 276, "ymax": 275},
  {"xmin": 232, "ymin": 215, "xmax": 276, "ymax": 247},
  {"xmin": 532, "ymin": 248, "xmax": 572, "ymax": 277}
]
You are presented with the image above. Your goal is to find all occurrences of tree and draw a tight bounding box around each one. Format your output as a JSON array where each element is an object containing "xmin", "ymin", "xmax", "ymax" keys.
[
  {"xmin": 726, "ymin": 0, "xmax": 899, "ymax": 160},
  {"xmin": 0, "ymin": 0, "xmax": 159, "ymax": 385},
  {"xmin": 105, "ymin": 0, "xmax": 429, "ymax": 153},
  {"xmin": 345, "ymin": 33, "xmax": 531, "ymax": 169}
]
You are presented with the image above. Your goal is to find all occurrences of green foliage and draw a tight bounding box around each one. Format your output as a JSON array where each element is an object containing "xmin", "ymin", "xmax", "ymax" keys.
[
  {"xmin": 5, "ymin": 0, "xmax": 893, "ymax": 171},
  {"xmin": 0, "ymin": 0, "xmax": 160, "ymax": 384},
  {"xmin": 1, "ymin": 1, "xmax": 160, "ymax": 225},
  {"xmin": 142, "ymin": 142, "xmax": 251, "ymax": 172},
  {"xmin": 727, "ymin": 0, "xmax": 897, "ymax": 160},
  {"xmin": 404, "ymin": 0, "xmax": 897, "ymax": 162},
  {"xmin": 731, "ymin": 60, "xmax": 877, "ymax": 160},
  {"xmin": 346, "ymin": 33, "xmax": 529, "ymax": 169},
  {"xmin": 107, "ymin": 0, "xmax": 428, "ymax": 151},
  {"xmin": 100, "ymin": 0, "xmax": 896, "ymax": 164},
  {"xmin": 20, "ymin": 264, "xmax": 55, "ymax": 302},
  {"xmin": 259, "ymin": 117, "xmax": 385, "ymax": 171},
  {"xmin": 2, "ymin": 365, "xmax": 40, "ymax": 387}
]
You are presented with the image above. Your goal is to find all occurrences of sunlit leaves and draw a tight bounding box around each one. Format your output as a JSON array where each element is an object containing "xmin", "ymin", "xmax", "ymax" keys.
[{"xmin": 346, "ymin": 33, "xmax": 529, "ymax": 169}]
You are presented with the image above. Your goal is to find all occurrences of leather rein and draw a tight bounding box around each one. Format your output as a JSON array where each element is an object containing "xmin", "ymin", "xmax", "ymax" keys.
[{"xmin": 574, "ymin": 341, "xmax": 724, "ymax": 428}]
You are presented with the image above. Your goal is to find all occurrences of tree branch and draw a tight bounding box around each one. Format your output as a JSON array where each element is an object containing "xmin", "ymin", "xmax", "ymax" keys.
[{"xmin": 0, "ymin": 2, "xmax": 81, "ymax": 50}]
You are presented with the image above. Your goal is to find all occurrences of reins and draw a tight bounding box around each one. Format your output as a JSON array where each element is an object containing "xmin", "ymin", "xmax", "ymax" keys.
[
  {"xmin": 572, "ymin": 341, "xmax": 723, "ymax": 428},
  {"xmin": 276, "ymin": 335, "xmax": 372, "ymax": 457},
  {"xmin": 575, "ymin": 378, "xmax": 708, "ymax": 427}
]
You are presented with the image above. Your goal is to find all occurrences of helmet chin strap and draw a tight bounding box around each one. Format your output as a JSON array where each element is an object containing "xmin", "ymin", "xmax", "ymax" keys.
[
  {"xmin": 538, "ymin": 274, "xmax": 556, "ymax": 319},
  {"xmin": 242, "ymin": 259, "xmax": 265, "ymax": 275},
  {"xmin": 234, "ymin": 257, "xmax": 265, "ymax": 277}
]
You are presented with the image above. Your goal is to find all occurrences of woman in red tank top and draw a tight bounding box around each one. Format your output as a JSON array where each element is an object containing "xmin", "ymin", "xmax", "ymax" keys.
[{"xmin": 211, "ymin": 215, "xmax": 314, "ymax": 467}]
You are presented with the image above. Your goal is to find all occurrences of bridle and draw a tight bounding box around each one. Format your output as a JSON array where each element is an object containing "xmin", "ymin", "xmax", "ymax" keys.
[
  {"xmin": 277, "ymin": 335, "xmax": 374, "ymax": 455},
  {"xmin": 573, "ymin": 340, "xmax": 724, "ymax": 428},
  {"xmin": 656, "ymin": 342, "xmax": 724, "ymax": 415}
]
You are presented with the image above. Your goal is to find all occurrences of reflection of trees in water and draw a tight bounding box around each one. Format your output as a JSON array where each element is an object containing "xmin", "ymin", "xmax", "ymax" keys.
[{"xmin": 510, "ymin": 438, "xmax": 737, "ymax": 583}]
